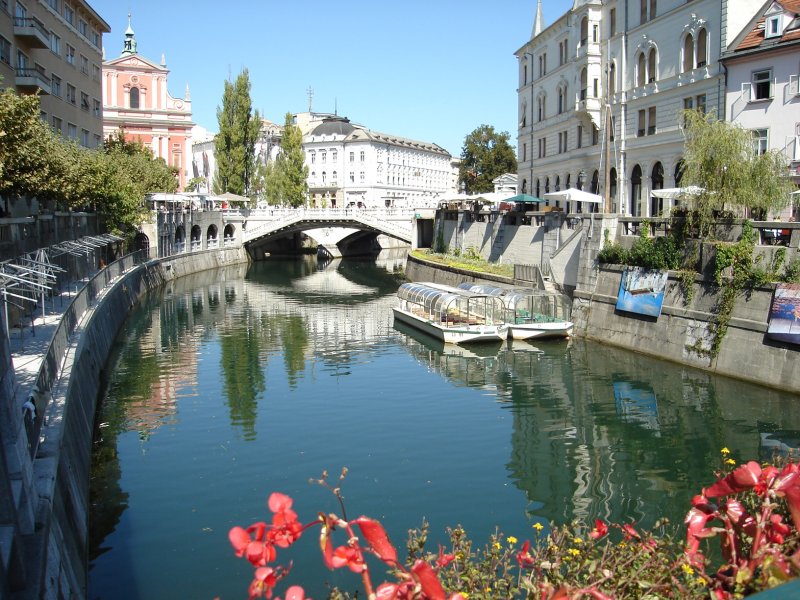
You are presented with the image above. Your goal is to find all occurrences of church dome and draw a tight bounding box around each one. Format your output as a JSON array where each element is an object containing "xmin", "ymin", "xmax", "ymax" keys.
[{"xmin": 311, "ymin": 117, "xmax": 356, "ymax": 137}]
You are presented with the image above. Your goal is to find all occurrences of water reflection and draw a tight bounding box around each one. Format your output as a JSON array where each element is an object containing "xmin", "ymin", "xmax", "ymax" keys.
[{"xmin": 89, "ymin": 257, "xmax": 800, "ymax": 600}]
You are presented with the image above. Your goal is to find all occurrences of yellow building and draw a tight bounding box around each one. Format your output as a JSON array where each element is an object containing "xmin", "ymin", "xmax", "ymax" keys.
[{"xmin": 0, "ymin": 0, "xmax": 109, "ymax": 148}]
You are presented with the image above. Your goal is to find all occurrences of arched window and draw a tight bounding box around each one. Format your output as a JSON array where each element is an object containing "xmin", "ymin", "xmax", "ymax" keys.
[
  {"xmin": 545, "ymin": 177, "xmax": 550, "ymax": 194},
  {"xmin": 674, "ymin": 160, "xmax": 685, "ymax": 187},
  {"xmin": 631, "ymin": 164, "xmax": 642, "ymax": 216},
  {"xmin": 637, "ymin": 53, "xmax": 646, "ymax": 86},
  {"xmin": 608, "ymin": 62, "xmax": 616, "ymax": 96},
  {"xmin": 648, "ymin": 48, "xmax": 657, "ymax": 82},
  {"xmin": 332, "ymin": 170, "xmax": 338, "ymax": 182},
  {"xmin": 591, "ymin": 170, "xmax": 599, "ymax": 195},
  {"xmin": 521, "ymin": 102, "xmax": 527, "ymax": 128},
  {"xmin": 580, "ymin": 16, "xmax": 589, "ymax": 46},
  {"xmin": 129, "ymin": 86, "xmax": 140, "ymax": 109},
  {"xmin": 651, "ymin": 161, "xmax": 664, "ymax": 216},
  {"xmin": 558, "ymin": 86, "xmax": 565, "ymax": 113},
  {"xmin": 683, "ymin": 34, "xmax": 694, "ymax": 72},
  {"xmin": 321, "ymin": 171, "xmax": 326, "ymax": 184},
  {"xmin": 609, "ymin": 167, "xmax": 618, "ymax": 210},
  {"xmin": 697, "ymin": 28, "xmax": 707, "ymax": 67},
  {"xmin": 537, "ymin": 94, "xmax": 546, "ymax": 121},
  {"xmin": 521, "ymin": 179, "xmax": 527, "ymax": 193},
  {"xmin": 535, "ymin": 179, "xmax": 540, "ymax": 197},
  {"xmin": 555, "ymin": 175, "xmax": 561, "ymax": 191}
]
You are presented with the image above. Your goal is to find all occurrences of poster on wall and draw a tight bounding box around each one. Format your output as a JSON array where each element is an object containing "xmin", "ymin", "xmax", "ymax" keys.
[
  {"xmin": 615, "ymin": 267, "xmax": 668, "ymax": 317},
  {"xmin": 767, "ymin": 283, "xmax": 800, "ymax": 345}
]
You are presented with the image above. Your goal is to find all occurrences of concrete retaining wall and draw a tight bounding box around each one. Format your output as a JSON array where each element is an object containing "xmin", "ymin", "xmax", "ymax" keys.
[
  {"xmin": 572, "ymin": 265, "xmax": 800, "ymax": 394},
  {"xmin": 0, "ymin": 247, "xmax": 248, "ymax": 599}
]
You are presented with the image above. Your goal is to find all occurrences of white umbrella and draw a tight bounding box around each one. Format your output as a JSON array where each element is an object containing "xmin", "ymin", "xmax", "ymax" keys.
[
  {"xmin": 650, "ymin": 186, "xmax": 704, "ymax": 199},
  {"xmin": 543, "ymin": 188, "xmax": 603, "ymax": 203}
]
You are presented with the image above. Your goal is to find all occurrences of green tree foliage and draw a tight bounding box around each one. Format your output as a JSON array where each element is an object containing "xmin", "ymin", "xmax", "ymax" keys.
[
  {"xmin": 1, "ymin": 88, "xmax": 176, "ymax": 233},
  {"xmin": 458, "ymin": 125, "xmax": 517, "ymax": 194},
  {"xmin": 267, "ymin": 112, "xmax": 308, "ymax": 207},
  {"xmin": 214, "ymin": 69, "xmax": 262, "ymax": 197},
  {"xmin": 681, "ymin": 110, "xmax": 793, "ymax": 235}
]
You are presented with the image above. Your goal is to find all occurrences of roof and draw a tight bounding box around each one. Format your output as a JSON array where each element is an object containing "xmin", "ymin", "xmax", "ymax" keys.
[
  {"xmin": 733, "ymin": 0, "xmax": 800, "ymax": 52},
  {"xmin": 310, "ymin": 117, "xmax": 358, "ymax": 137}
]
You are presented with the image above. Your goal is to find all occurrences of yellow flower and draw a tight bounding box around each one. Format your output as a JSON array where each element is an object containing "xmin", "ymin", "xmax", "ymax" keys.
[
  {"xmin": 695, "ymin": 577, "xmax": 706, "ymax": 587},
  {"xmin": 460, "ymin": 594, "xmax": 469, "ymax": 599},
  {"xmin": 507, "ymin": 536, "xmax": 518, "ymax": 545},
  {"xmin": 573, "ymin": 537, "xmax": 583, "ymax": 545},
  {"xmin": 569, "ymin": 548, "xmax": 581, "ymax": 556},
  {"xmin": 533, "ymin": 522, "xmax": 544, "ymax": 532},
  {"xmin": 721, "ymin": 447, "xmax": 730, "ymax": 455},
  {"xmin": 493, "ymin": 542, "xmax": 501, "ymax": 550},
  {"xmin": 682, "ymin": 564, "xmax": 695, "ymax": 576},
  {"xmin": 726, "ymin": 458, "xmax": 736, "ymax": 465}
]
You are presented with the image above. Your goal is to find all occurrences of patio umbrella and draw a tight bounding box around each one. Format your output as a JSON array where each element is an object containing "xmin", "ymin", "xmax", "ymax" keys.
[
  {"xmin": 505, "ymin": 194, "xmax": 547, "ymax": 204},
  {"xmin": 650, "ymin": 186, "xmax": 704, "ymax": 199},
  {"xmin": 543, "ymin": 188, "xmax": 603, "ymax": 203}
]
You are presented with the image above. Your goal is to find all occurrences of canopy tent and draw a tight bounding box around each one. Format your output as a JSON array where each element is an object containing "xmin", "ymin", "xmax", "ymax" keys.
[
  {"xmin": 216, "ymin": 191, "xmax": 250, "ymax": 204},
  {"xmin": 650, "ymin": 186, "xmax": 704, "ymax": 199},
  {"xmin": 543, "ymin": 188, "xmax": 603, "ymax": 203},
  {"xmin": 504, "ymin": 194, "xmax": 547, "ymax": 204}
]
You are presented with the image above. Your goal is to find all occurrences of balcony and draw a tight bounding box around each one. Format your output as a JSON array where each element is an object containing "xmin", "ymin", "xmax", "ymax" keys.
[
  {"xmin": 15, "ymin": 68, "xmax": 51, "ymax": 94},
  {"xmin": 14, "ymin": 16, "xmax": 49, "ymax": 49}
]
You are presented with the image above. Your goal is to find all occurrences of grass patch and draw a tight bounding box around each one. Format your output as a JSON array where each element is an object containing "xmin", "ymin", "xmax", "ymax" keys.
[{"xmin": 411, "ymin": 248, "xmax": 513, "ymax": 278}]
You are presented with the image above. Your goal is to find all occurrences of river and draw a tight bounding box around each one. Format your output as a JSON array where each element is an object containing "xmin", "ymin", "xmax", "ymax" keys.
[{"xmin": 88, "ymin": 255, "xmax": 800, "ymax": 600}]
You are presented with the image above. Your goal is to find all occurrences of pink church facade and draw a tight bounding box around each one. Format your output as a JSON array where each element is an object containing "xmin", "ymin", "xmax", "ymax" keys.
[{"xmin": 102, "ymin": 19, "xmax": 194, "ymax": 190}]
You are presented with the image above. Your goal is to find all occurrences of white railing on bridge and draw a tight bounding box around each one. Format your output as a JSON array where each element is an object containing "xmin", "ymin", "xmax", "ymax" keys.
[{"xmin": 244, "ymin": 207, "xmax": 414, "ymax": 244}]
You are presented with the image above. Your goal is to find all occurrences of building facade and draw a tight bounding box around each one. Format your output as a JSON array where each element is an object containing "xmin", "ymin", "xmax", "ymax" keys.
[
  {"xmin": 0, "ymin": 0, "xmax": 109, "ymax": 148},
  {"xmin": 102, "ymin": 17, "xmax": 193, "ymax": 190},
  {"xmin": 304, "ymin": 116, "xmax": 453, "ymax": 209},
  {"xmin": 722, "ymin": 0, "xmax": 800, "ymax": 220},
  {"xmin": 516, "ymin": 0, "xmax": 760, "ymax": 216}
]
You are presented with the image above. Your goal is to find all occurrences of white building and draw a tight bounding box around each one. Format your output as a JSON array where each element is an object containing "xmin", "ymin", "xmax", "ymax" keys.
[
  {"xmin": 516, "ymin": 0, "xmax": 760, "ymax": 216},
  {"xmin": 722, "ymin": 0, "xmax": 800, "ymax": 220},
  {"xmin": 304, "ymin": 116, "xmax": 454, "ymax": 209}
]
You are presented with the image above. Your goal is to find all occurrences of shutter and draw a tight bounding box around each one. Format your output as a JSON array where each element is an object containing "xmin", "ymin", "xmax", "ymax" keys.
[
  {"xmin": 790, "ymin": 74, "xmax": 800, "ymax": 96},
  {"xmin": 742, "ymin": 82, "xmax": 752, "ymax": 102}
]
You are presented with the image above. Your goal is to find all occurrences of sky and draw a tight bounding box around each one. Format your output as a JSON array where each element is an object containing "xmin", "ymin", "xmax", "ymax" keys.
[{"xmin": 89, "ymin": 1, "xmax": 573, "ymax": 157}]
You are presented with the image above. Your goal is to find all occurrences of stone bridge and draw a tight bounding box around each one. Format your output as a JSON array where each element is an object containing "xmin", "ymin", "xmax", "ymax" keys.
[{"xmin": 243, "ymin": 207, "xmax": 416, "ymax": 258}]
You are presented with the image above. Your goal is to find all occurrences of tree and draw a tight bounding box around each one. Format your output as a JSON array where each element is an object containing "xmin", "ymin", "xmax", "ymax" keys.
[
  {"xmin": 681, "ymin": 110, "xmax": 793, "ymax": 235},
  {"xmin": 214, "ymin": 69, "xmax": 262, "ymax": 197},
  {"xmin": 267, "ymin": 112, "xmax": 308, "ymax": 207},
  {"xmin": 458, "ymin": 125, "xmax": 517, "ymax": 194}
]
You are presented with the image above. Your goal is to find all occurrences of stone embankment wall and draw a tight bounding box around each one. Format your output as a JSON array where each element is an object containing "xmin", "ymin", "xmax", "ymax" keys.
[
  {"xmin": 572, "ymin": 265, "xmax": 799, "ymax": 394},
  {"xmin": 0, "ymin": 247, "xmax": 248, "ymax": 599}
]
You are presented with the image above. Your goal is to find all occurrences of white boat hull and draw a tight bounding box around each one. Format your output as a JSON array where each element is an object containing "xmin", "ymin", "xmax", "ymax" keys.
[
  {"xmin": 392, "ymin": 307, "xmax": 507, "ymax": 344},
  {"xmin": 508, "ymin": 321, "xmax": 573, "ymax": 340}
]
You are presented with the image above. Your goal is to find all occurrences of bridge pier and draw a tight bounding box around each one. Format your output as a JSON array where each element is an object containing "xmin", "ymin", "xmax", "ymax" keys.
[{"xmin": 318, "ymin": 244, "xmax": 342, "ymax": 259}]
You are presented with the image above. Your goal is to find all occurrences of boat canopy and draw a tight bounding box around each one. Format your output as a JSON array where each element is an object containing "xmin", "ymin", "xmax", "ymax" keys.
[
  {"xmin": 397, "ymin": 282, "xmax": 506, "ymax": 325},
  {"xmin": 457, "ymin": 283, "xmax": 572, "ymax": 323}
]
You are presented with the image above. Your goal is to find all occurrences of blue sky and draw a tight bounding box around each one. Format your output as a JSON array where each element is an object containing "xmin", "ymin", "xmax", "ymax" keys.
[{"xmin": 90, "ymin": 1, "xmax": 572, "ymax": 157}]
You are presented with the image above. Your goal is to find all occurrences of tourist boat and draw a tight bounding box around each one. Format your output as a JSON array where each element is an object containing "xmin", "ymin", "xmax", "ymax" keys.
[
  {"xmin": 457, "ymin": 283, "xmax": 573, "ymax": 340},
  {"xmin": 392, "ymin": 282, "xmax": 508, "ymax": 344}
]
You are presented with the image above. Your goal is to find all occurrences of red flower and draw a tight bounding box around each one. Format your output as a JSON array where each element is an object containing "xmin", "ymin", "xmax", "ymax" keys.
[
  {"xmin": 355, "ymin": 517, "xmax": 398, "ymax": 564},
  {"xmin": 705, "ymin": 461, "xmax": 763, "ymax": 497},
  {"xmin": 247, "ymin": 566, "xmax": 281, "ymax": 600},
  {"xmin": 268, "ymin": 493, "xmax": 303, "ymax": 548},
  {"xmin": 515, "ymin": 540, "xmax": 535, "ymax": 568},
  {"xmin": 230, "ymin": 523, "xmax": 278, "ymax": 567},
  {"xmin": 411, "ymin": 560, "xmax": 446, "ymax": 600},
  {"xmin": 277, "ymin": 586, "xmax": 308, "ymax": 600},
  {"xmin": 330, "ymin": 544, "xmax": 366, "ymax": 573},
  {"xmin": 375, "ymin": 581, "xmax": 416, "ymax": 600},
  {"xmin": 589, "ymin": 519, "xmax": 608, "ymax": 540},
  {"xmin": 621, "ymin": 523, "xmax": 641, "ymax": 540},
  {"xmin": 436, "ymin": 545, "xmax": 455, "ymax": 568}
]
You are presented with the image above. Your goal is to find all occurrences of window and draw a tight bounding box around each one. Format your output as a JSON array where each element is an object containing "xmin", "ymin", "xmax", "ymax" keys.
[
  {"xmin": 321, "ymin": 150, "xmax": 326, "ymax": 162},
  {"xmin": 48, "ymin": 0, "xmax": 59, "ymax": 10},
  {"xmin": 0, "ymin": 0, "xmax": 8, "ymax": 12},
  {"xmin": 696, "ymin": 94, "xmax": 706, "ymax": 114},
  {"xmin": 349, "ymin": 151, "xmax": 354, "ymax": 162},
  {"xmin": 360, "ymin": 171, "xmax": 365, "ymax": 182},
  {"xmin": 558, "ymin": 131, "xmax": 568, "ymax": 154},
  {"xmin": 752, "ymin": 69, "xmax": 773, "ymax": 100},
  {"xmin": 52, "ymin": 116, "xmax": 62, "ymax": 133},
  {"xmin": 93, "ymin": 134, "xmax": 101, "ymax": 148},
  {"xmin": 80, "ymin": 54, "xmax": 88, "ymax": 75},
  {"xmin": 348, "ymin": 171, "xmax": 354, "ymax": 183},
  {"xmin": 93, "ymin": 98, "xmax": 101, "ymax": 117},
  {"xmin": 81, "ymin": 128, "xmax": 89, "ymax": 147},
  {"xmin": 580, "ymin": 68, "xmax": 588, "ymax": 99},
  {"xmin": 648, "ymin": 106, "xmax": 656, "ymax": 135},
  {"xmin": 609, "ymin": 8, "xmax": 616, "ymax": 36},
  {"xmin": 558, "ymin": 86, "xmax": 565, "ymax": 113},
  {"xmin": 79, "ymin": 19, "xmax": 87, "ymax": 37},
  {"xmin": 65, "ymin": 44, "xmax": 75, "ymax": 66},
  {"xmin": 67, "ymin": 122, "xmax": 77, "ymax": 139},
  {"xmin": 310, "ymin": 151, "xmax": 316, "ymax": 163},
  {"xmin": 321, "ymin": 171, "xmax": 326, "ymax": 184},
  {"xmin": 638, "ymin": 109, "xmax": 646, "ymax": 137},
  {"xmin": 522, "ymin": 142, "xmax": 527, "ymax": 162},
  {"xmin": 0, "ymin": 35, "xmax": 9, "ymax": 65},
  {"xmin": 523, "ymin": 63, "xmax": 528, "ymax": 85},
  {"xmin": 129, "ymin": 86, "xmax": 139, "ymax": 108},
  {"xmin": 697, "ymin": 29, "xmax": 707, "ymax": 67},
  {"xmin": 559, "ymin": 39, "xmax": 568, "ymax": 65},
  {"xmin": 50, "ymin": 32, "xmax": 61, "ymax": 55},
  {"xmin": 593, "ymin": 78, "xmax": 599, "ymax": 97},
  {"xmin": 332, "ymin": 170, "xmax": 337, "ymax": 182},
  {"xmin": 648, "ymin": 48, "xmax": 657, "ymax": 82},
  {"xmin": 537, "ymin": 95, "xmax": 545, "ymax": 121},
  {"xmin": 17, "ymin": 49, "xmax": 28, "ymax": 70},
  {"xmin": 577, "ymin": 125, "xmax": 583, "ymax": 149},
  {"xmin": 14, "ymin": 1, "xmax": 25, "ymax": 20},
  {"xmin": 637, "ymin": 53, "xmax": 646, "ymax": 86},
  {"xmin": 593, "ymin": 24, "xmax": 599, "ymax": 43},
  {"xmin": 51, "ymin": 74, "xmax": 61, "ymax": 97},
  {"xmin": 80, "ymin": 92, "xmax": 89, "ymax": 111},
  {"xmin": 360, "ymin": 150, "xmax": 365, "ymax": 162},
  {"xmin": 683, "ymin": 34, "xmax": 694, "ymax": 72},
  {"xmin": 752, "ymin": 129, "xmax": 768, "ymax": 155},
  {"xmin": 608, "ymin": 62, "xmax": 616, "ymax": 96},
  {"xmin": 63, "ymin": 3, "xmax": 74, "ymax": 26},
  {"xmin": 66, "ymin": 83, "xmax": 76, "ymax": 104},
  {"xmin": 92, "ymin": 63, "xmax": 100, "ymax": 81},
  {"xmin": 91, "ymin": 29, "xmax": 100, "ymax": 48},
  {"xmin": 580, "ymin": 17, "xmax": 588, "ymax": 46},
  {"xmin": 332, "ymin": 150, "xmax": 337, "ymax": 161},
  {"xmin": 766, "ymin": 16, "xmax": 781, "ymax": 38}
]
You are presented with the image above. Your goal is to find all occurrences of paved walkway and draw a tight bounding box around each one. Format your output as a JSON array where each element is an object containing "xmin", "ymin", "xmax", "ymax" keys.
[{"xmin": 7, "ymin": 279, "xmax": 87, "ymax": 399}]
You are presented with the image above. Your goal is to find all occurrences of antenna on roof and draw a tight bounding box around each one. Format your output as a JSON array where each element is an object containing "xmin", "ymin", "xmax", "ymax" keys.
[
  {"xmin": 307, "ymin": 86, "xmax": 314, "ymax": 112},
  {"xmin": 334, "ymin": 97, "xmax": 338, "ymax": 116}
]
